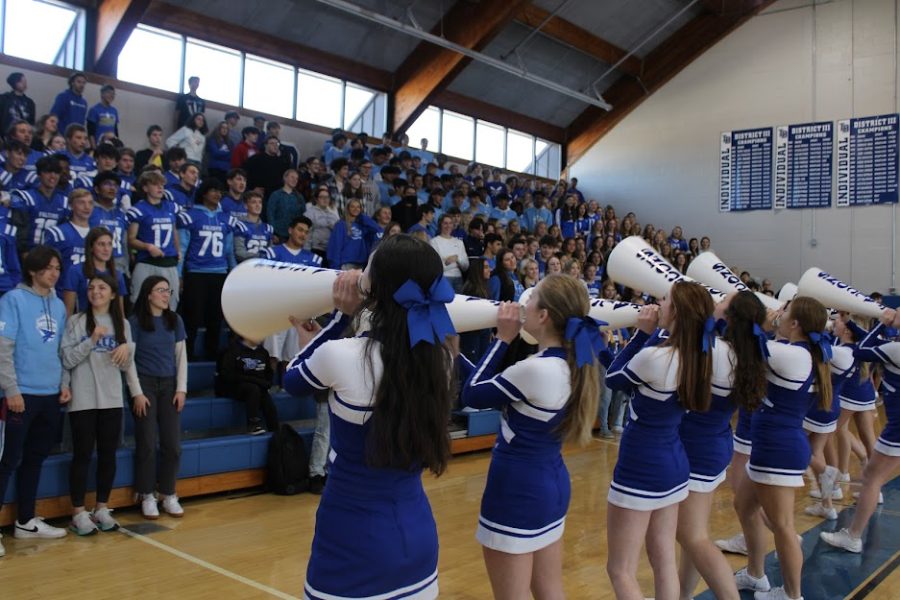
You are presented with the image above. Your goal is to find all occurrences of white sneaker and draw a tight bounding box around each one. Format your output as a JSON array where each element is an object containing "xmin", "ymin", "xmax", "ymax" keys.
[
  {"xmin": 809, "ymin": 487, "xmax": 843, "ymax": 500},
  {"xmin": 818, "ymin": 466, "xmax": 839, "ymax": 504},
  {"xmin": 141, "ymin": 494, "xmax": 159, "ymax": 520},
  {"xmin": 804, "ymin": 503, "xmax": 838, "ymax": 520},
  {"xmin": 69, "ymin": 511, "xmax": 99, "ymax": 536},
  {"xmin": 838, "ymin": 471, "xmax": 851, "ymax": 483},
  {"xmin": 14, "ymin": 517, "xmax": 67, "ymax": 539},
  {"xmin": 736, "ymin": 567, "xmax": 771, "ymax": 592},
  {"xmin": 715, "ymin": 533, "xmax": 748, "ymax": 555},
  {"xmin": 161, "ymin": 494, "xmax": 184, "ymax": 517},
  {"xmin": 820, "ymin": 528, "xmax": 863, "ymax": 553},
  {"xmin": 853, "ymin": 491, "xmax": 884, "ymax": 504},
  {"xmin": 91, "ymin": 507, "xmax": 120, "ymax": 532},
  {"xmin": 755, "ymin": 586, "xmax": 803, "ymax": 600}
]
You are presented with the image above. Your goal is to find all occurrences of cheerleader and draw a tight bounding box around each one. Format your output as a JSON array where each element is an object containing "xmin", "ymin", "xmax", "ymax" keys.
[
  {"xmin": 283, "ymin": 235, "xmax": 452, "ymax": 600},
  {"xmin": 736, "ymin": 297, "xmax": 833, "ymax": 600},
  {"xmin": 677, "ymin": 291, "xmax": 770, "ymax": 600},
  {"xmin": 605, "ymin": 281, "xmax": 715, "ymax": 600},
  {"xmin": 460, "ymin": 274, "xmax": 601, "ymax": 599},
  {"xmin": 821, "ymin": 308, "xmax": 900, "ymax": 553}
]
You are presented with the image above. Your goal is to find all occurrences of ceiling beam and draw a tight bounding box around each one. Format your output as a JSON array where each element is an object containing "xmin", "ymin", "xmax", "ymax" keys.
[
  {"xmin": 392, "ymin": 0, "xmax": 531, "ymax": 135},
  {"xmin": 94, "ymin": 0, "xmax": 151, "ymax": 76},
  {"xmin": 140, "ymin": 1, "xmax": 393, "ymax": 92},
  {"xmin": 514, "ymin": 5, "xmax": 642, "ymax": 79},
  {"xmin": 565, "ymin": 0, "xmax": 775, "ymax": 168},
  {"xmin": 430, "ymin": 90, "xmax": 565, "ymax": 143}
]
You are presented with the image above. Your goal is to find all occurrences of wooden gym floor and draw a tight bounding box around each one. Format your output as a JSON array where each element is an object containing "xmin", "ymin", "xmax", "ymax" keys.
[{"xmin": 1, "ymin": 436, "xmax": 898, "ymax": 599}]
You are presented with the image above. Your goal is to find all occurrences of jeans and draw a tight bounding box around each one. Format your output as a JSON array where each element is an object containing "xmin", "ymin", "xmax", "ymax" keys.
[{"xmin": 133, "ymin": 374, "xmax": 181, "ymax": 495}]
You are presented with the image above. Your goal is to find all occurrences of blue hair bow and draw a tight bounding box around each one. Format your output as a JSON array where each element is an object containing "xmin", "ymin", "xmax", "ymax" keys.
[
  {"xmin": 392, "ymin": 275, "xmax": 457, "ymax": 347},
  {"xmin": 701, "ymin": 317, "xmax": 717, "ymax": 354},
  {"xmin": 807, "ymin": 331, "xmax": 834, "ymax": 361},
  {"xmin": 752, "ymin": 323, "xmax": 771, "ymax": 359},
  {"xmin": 565, "ymin": 316, "xmax": 608, "ymax": 368}
]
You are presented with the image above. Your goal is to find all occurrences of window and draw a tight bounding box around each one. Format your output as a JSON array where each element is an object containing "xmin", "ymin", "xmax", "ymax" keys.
[
  {"xmin": 344, "ymin": 83, "xmax": 375, "ymax": 129},
  {"xmin": 441, "ymin": 110, "xmax": 474, "ymax": 161},
  {"xmin": 406, "ymin": 106, "xmax": 440, "ymax": 151},
  {"xmin": 243, "ymin": 54, "xmax": 294, "ymax": 118},
  {"xmin": 506, "ymin": 129, "xmax": 534, "ymax": 174},
  {"xmin": 296, "ymin": 69, "xmax": 342, "ymax": 128},
  {"xmin": 183, "ymin": 38, "xmax": 241, "ymax": 106},
  {"xmin": 2, "ymin": 0, "xmax": 83, "ymax": 68},
  {"xmin": 118, "ymin": 25, "xmax": 183, "ymax": 93},
  {"xmin": 475, "ymin": 120, "xmax": 505, "ymax": 169}
]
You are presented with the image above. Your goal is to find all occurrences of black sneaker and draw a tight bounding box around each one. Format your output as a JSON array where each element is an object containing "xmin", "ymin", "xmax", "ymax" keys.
[{"xmin": 309, "ymin": 475, "xmax": 326, "ymax": 495}]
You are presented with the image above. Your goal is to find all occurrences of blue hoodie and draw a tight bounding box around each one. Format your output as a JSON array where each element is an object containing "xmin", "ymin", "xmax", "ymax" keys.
[{"xmin": 0, "ymin": 283, "xmax": 66, "ymax": 395}]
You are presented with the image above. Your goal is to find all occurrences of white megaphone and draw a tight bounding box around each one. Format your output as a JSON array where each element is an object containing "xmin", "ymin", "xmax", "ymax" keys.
[
  {"xmin": 796, "ymin": 268, "xmax": 887, "ymax": 319},
  {"xmin": 686, "ymin": 251, "xmax": 782, "ymax": 310},
  {"xmin": 222, "ymin": 259, "xmax": 511, "ymax": 341},
  {"xmin": 778, "ymin": 282, "xmax": 798, "ymax": 303},
  {"xmin": 607, "ymin": 237, "xmax": 728, "ymax": 303},
  {"xmin": 516, "ymin": 287, "xmax": 642, "ymax": 344}
]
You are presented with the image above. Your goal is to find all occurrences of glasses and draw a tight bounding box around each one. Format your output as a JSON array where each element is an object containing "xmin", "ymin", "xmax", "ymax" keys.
[{"xmin": 153, "ymin": 287, "xmax": 172, "ymax": 295}]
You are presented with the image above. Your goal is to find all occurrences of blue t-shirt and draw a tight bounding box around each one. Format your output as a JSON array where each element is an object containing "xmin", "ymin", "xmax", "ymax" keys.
[
  {"xmin": 219, "ymin": 195, "xmax": 248, "ymax": 220},
  {"xmin": 177, "ymin": 206, "xmax": 246, "ymax": 272},
  {"xmin": 90, "ymin": 204, "xmax": 128, "ymax": 259},
  {"xmin": 50, "ymin": 89, "xmax": 88, "ymax": 133},
  {"xmin": 128, "ymin": 313, "xmax": 186, "ymax": 378},
  {"xmin": 0, "ymin": 223, "xmax": 21, "ymax": 292},
  {"xmin": 264, "ymin": 244, "xmax": 323, "ymax": 266},
  {"xmin": 87, "ymin": 103, "xmax": 119, "ymax": 139},
  {"xmin": 127, "ymin": 198, "xmax": 181, "ymax": 262},
  {"xmin": 10, "ymin": 187, "xmax": 69, "ymax": 248},
  {"xmin": 490, "ymin": 206, "xmax": 517, "ymax": 227},
  {"xmin": 0, "ymin": 286, "xmax": 66, "ymax": 395},
  {"xmin": 62, "ymin": 264, "xmax": 127, "ymax": 312}
]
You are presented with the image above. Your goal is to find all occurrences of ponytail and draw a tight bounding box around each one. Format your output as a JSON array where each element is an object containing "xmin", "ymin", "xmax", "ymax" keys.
[
  {"xmin": 724, "ymin": 292, "xmax": 768, "ymax": 412},
  {"xmin": 791, "ymin": 296, "xmax": 833, "ymax": 411},
  {"xmin": 667, "ymin": 282, "xmax": 714, "ymax": 412}
]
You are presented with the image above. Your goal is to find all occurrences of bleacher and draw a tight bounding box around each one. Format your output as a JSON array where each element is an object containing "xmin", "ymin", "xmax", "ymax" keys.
[{"xmin": 0, "ymin": 327, "xmax": 502, "ymax": 526}]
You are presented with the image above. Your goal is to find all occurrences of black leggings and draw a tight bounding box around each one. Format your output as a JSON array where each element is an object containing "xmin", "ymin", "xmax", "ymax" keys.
[
  {"xmin": 181, "ymin": 271, "xmax": 226, "ymax": 360},
  {"xmin": 234, "ymin": 382, "xmax": 279, "ymax": 431},
  {"xmin": 69, "ymin": 408, "xmax": 122, "ymax": 507}
]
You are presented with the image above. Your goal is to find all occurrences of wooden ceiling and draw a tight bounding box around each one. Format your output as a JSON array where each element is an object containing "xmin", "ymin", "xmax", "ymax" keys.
[{"xmin": 90, "ymin": 0, "xmax": 776, "ymax": 169}]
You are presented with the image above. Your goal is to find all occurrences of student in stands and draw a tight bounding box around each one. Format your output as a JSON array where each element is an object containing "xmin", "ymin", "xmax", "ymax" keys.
[
  {"xmin": 73, "ymin": 143, "xmax": 119, "ymax": 191},
  {"xmin": 89, "ymin": 171, "xmax": 129, "ymax": 277},
  {"xmin": 61, "ymin": 272, "xmax": 135, "ymax": 536},
  {"xmin": 135, "ymin": 125, "xmax": 165, "ymax": 172},
  {"xmin": 460, "ymin": 274, "xmax": 600, "ymax": 599},
  {"xmin": 216, "ymin": 335, "xmax": 278, "ymax": 435},
  {"xmin": 0, "ymin": 72, "xmax": 34, "ymax": 135},
  {"xmin": 177, "ymin": 178, "xmax": 246, "ymax": 361},
  {"xmin": 489, "ymin": 248, "xmax": 524, "ymax": 302},
  {"xmin": 174, "ymin": 76, "xmax": 205, "ymax": 130},
  {"xmin": 267, "ymin": 168, "xmax": 305, "ymax": 242},
  {"xmin": 219, "ymin": 168, "xmax": 248, "ymax": 219},
  {"xmin": 327, "ymin": 198, "xmax": 377, "ymax": 269},
  {"xmin": 284, "ymin": 235, "xmax": 452, "ymax": 599},
  {"xmin": 406, "ymin": 203, "xmax": 434, "ymax": 240},
  {"xmin": 45, "ymin": 188, "xmax": 93, "ymax": 292},
  {"xmin": 9, "ymin": 155, "xmax": 67, "ymax": 250},
  {"xmin": 605, "ymin": 282, "xmax": 715, "ymax": 600},
  {"xmin": 128, "ymin": 275, "xmax": 187, "ymax": 520},
  {"xmin": 63, "ymin": 124, "xmax": 96, "ymax": 178},
  {"xmin": 117, "ymin": 147, "xmax": 136, "ymax": 191},
  {"xmin": 6, "ymin": 119, "xmax": 42, "ymax": 168},
  {"xmin": 245, "ymin": 135, "xmax": 291, "ymax": 200},
  {"xmin": 306, "ymin": 185, "xmax": 340, "ymax": 263},
  {"xmin": 62, "ymin": 226, "xmax": 127, "ymax": 316},
  {"xmin": 166, "ymin": 113, "xmax": 207, "ymax": 165},
  {"xmin": 430, "ymin": 214, "xmax": 468, "ymax": 293},
  {"xmin": 165, "ymin": 162, "xmax": 199, "ymax": 209},
  {"xmin": 50, "ymin": 71, "xmax": 88, "ymax": 133},
  {"xmin": 482, "ymin": 233, "xmax": 503, "ymax": 270},
  {"xmin": 0, "ymin": 139, "xmax": 32, "ymax": 192},
  {"xmin": 127, "ymin": 170, "xmax": 181, "ymax": 309},
  {"xmin": 235, "ymin": 190, "xmax": 273, "ymax": 262},
  {"xmin": 230, "ymin": 126, "xmax": 259, "ymax": 168},
  {"xmin": 86, "ymin": 85, "xmax": 119, "ymax": 150},
  {"xmin": 32, "ymin": 113, "xmax": 58, "ymax": 153},
  {"xmin": 459, "ymin": 257, "xmax": 493, "ymax": 364},
  {"xmin": 205, "ymin": 121, "xmax": 234, "ymax": 181},
  {"xmin": 0, "ymin": 246, "xmax": 70, "ymax": 550},
  {"xmin": 0, "ymin": 219, "xmax": 21, "ymax": 295}
]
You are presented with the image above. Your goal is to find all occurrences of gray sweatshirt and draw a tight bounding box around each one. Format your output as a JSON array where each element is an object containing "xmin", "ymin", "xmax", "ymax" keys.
[{"xmin": 61, "ymin": 312, "xmax": 138, "ymax": 412}]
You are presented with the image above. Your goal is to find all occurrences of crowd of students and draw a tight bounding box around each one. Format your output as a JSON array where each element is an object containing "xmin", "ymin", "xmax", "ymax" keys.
[{"xmin": 0, "ymin": 68, "xmax": 898, "ymax": 600}]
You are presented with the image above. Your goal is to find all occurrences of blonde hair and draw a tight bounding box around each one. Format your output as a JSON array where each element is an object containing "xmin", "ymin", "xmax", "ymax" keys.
[{"xmin": 535, "ymin": 275, "xmax": 600, "ymax": 445}]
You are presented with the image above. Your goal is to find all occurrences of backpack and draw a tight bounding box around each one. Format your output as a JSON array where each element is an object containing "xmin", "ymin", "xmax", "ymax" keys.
[{"xmin": 266, "ymin": 423, "xmax": 310, "ymax": 495}]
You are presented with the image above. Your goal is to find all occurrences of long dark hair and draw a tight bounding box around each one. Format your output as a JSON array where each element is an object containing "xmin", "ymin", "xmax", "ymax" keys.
[
  {"xmin": 791, "ymin": 296, "xmax": 833, "ymax": 411},
  {"xmin": 84, "ymin": 227, "xmax": 117, "ymax": 280},
  {"xmin": 724, "ymin": 291, "xmax": 768, "ymax": 412},
  {"xmin": 666, "ymin": 281, "xmax": 714, "ymax": 411},
  {"xmin": 363, "ymin": 234, "xmax": 452, "ymax": 475},
  {"xmin": 491, "ymin": 248, "xmax": 516, "ymax": 301},
  {"xmin": 85, "ymin": 273, "xmax": 126, "ymax": 344},
  {"xmin": 134, "ymin": 275, "xmax": 178, "ymax": 332},
  {"xmin": 463, "ymin": 257, "xmax": 490, "ymax": 299}
]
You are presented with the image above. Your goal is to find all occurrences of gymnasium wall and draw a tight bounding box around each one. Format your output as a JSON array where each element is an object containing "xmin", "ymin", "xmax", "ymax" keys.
[{"xmin": 570, "ymin": 0, "xmax": 900, "ymax": 294}]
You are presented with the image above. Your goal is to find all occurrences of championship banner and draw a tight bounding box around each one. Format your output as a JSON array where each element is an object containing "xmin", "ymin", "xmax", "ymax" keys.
[
  {"xmin": 774, "ymin": 121, "xmax": 833, "ymax": 209},
  {"xmin": 719, "ymin": 127, "xmax": 773, "ymax": 212},
  {"xmin": 836, "ymin": 113, "xmax": 899, "ymax": 207}
]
